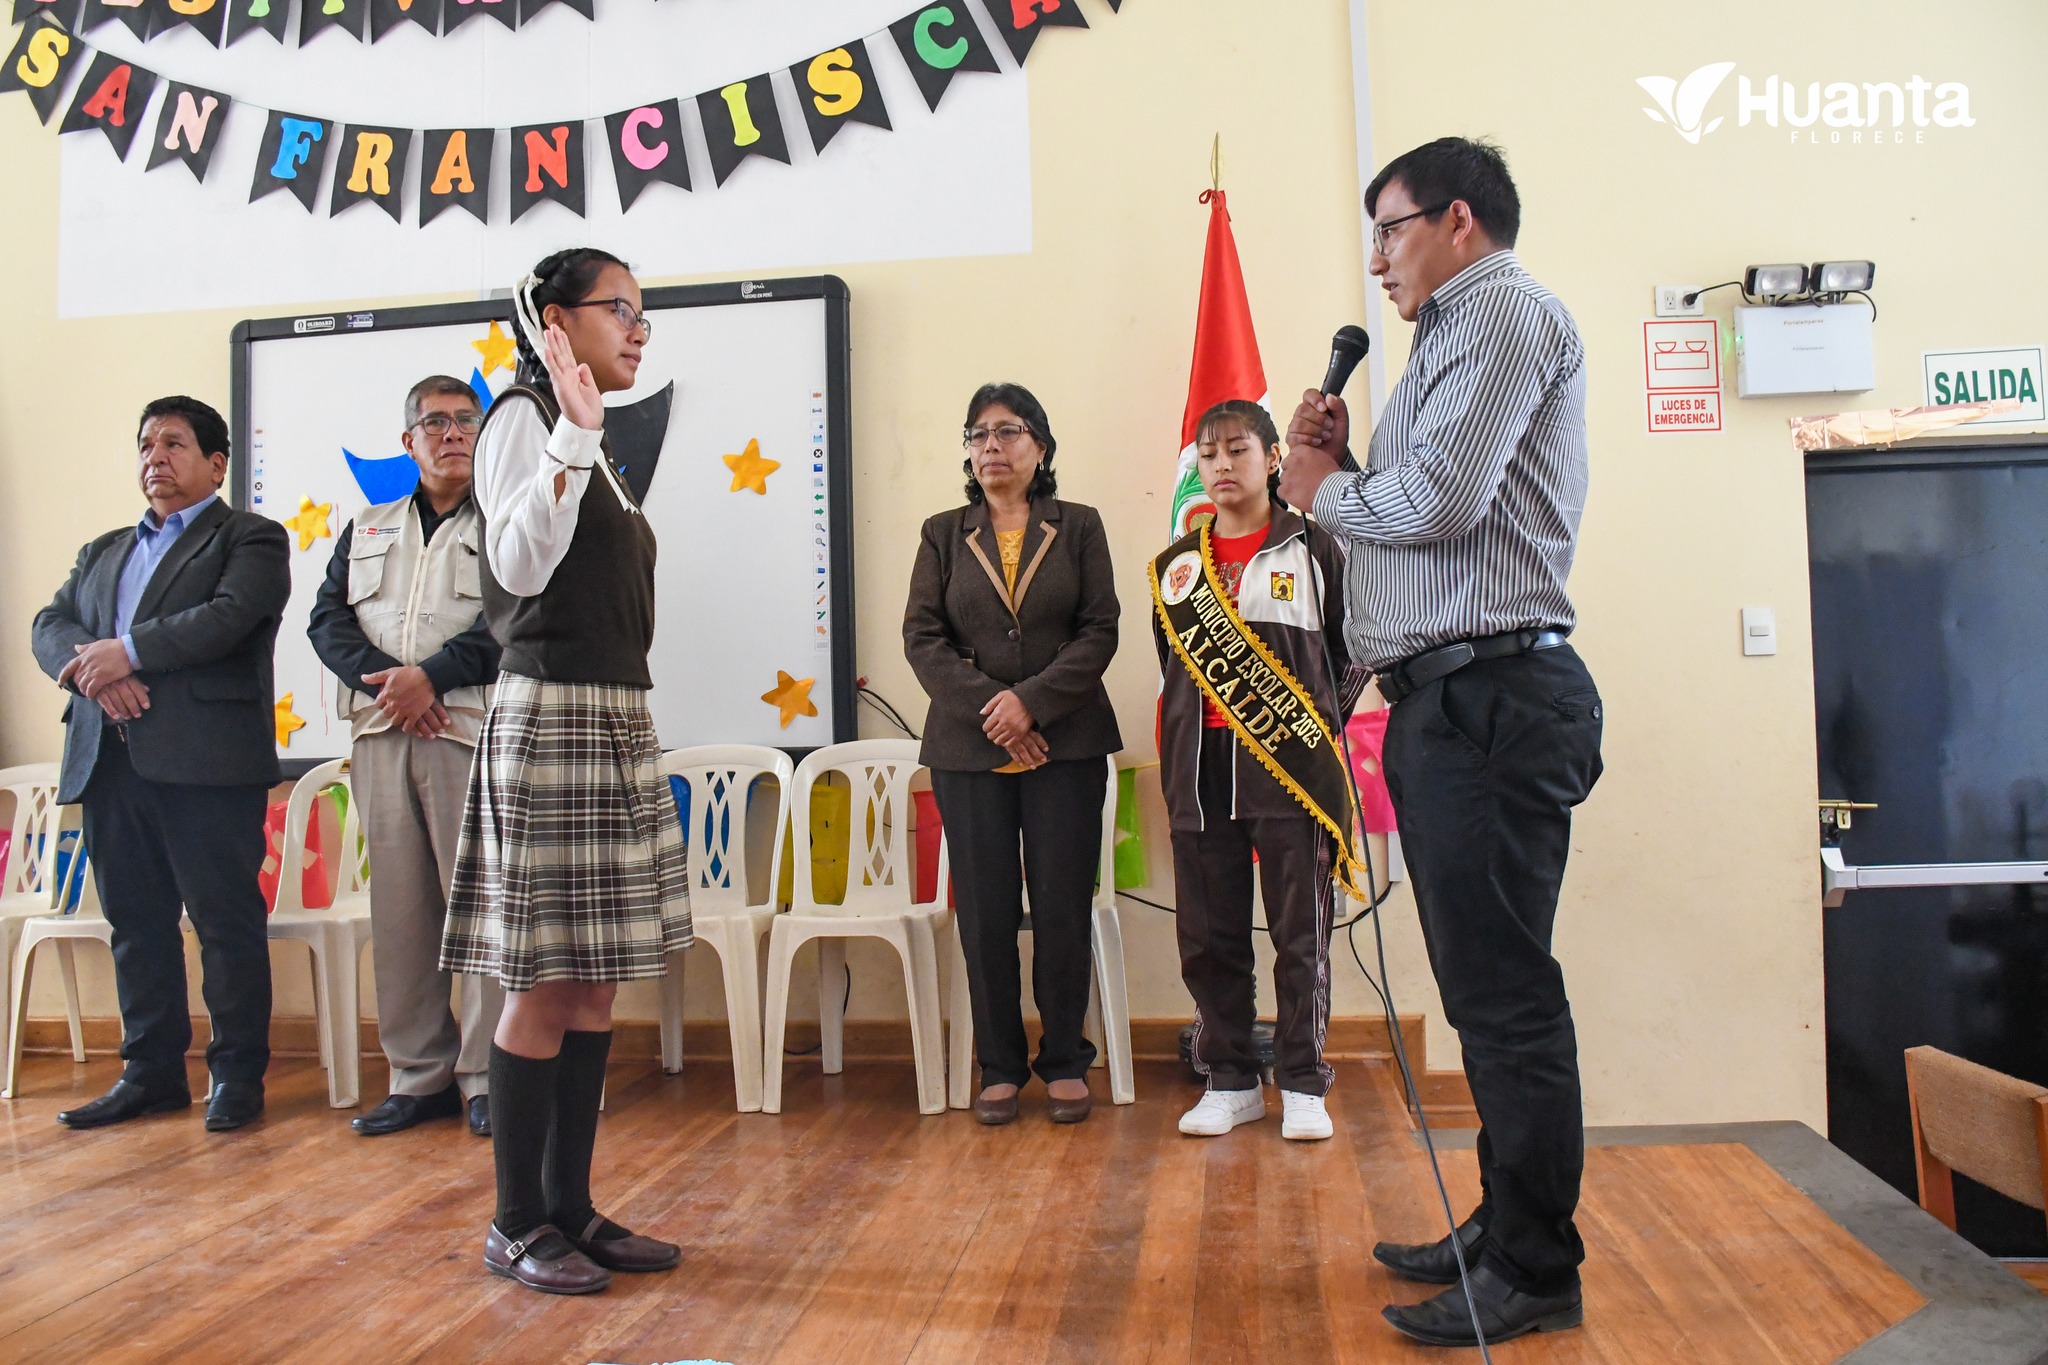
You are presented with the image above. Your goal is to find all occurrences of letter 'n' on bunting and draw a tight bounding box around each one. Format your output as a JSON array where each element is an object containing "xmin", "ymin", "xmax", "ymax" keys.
[
  {"xmin": 0, "ymin": 16, "xmax": 87, "ymax": 124},
  {"xmin": 146, "ymin": 80, "xmax": 231, "ymax": 180},
  {"xmin": 695, "ymin": 74, "xmax": 788, "ymax": 187},
  {"xmin": 604, "ymin": 98, "xmax": 689, "ymax": 210},
  {"xmin": 249, "ymin": 109, "xmax": 331, "ymax": 210},
  {"xmin": 790, "ymin": 39, "xmax": 892, "ymax": 155},
  {"xmin": 887, "ymin": 3, "xmax": 1000, "ymax": 112},
  {"xmin": 990, "ymin": 0, "xmax": 1086, "ymax": 65},
  {"xmin": 330, "ymin": 124, "xmax": 411, "ymax": 221},
  {"xmin": 58, "ymin": 50, "xmax": 159, "ymax": 159},
  {"xmin": 510, "ymin": 120, "xmax": 584, "ymax": 221},
  {"xmin": 420, "ymin": 127, "xmax": 493, "ymax": 224}
]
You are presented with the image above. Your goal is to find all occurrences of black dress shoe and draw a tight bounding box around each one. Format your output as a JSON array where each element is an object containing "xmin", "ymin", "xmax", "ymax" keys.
[
  {"xmin": 56, "ymin": 1079, "xmax": 191, "ymax": 1130},
  {"xmin": 351, "ymin": 1085, "xmax": 461, "ymax": 1136},
  {"xmin": 1374, "ymin": 1215, "xmax": 1487, "ymax": 1285},
  {"xmin": 567, "ymin": 1215, "xmax": 680, "ymax": 1273},
  {"xmin": 204, "ymin": 1081, "xmax": 265, "ymax": 1132},
  {"xmin": 484, "ymin": 1223, "xmax": 610, "ymax": 1295},
  {"xmin": 468, "ymin": 1094, "xmax": 491, "ymax": 1137},
  {"xmin": 1382, "ymin": 1260, "xmax": 1583, "ymax": 1347}
]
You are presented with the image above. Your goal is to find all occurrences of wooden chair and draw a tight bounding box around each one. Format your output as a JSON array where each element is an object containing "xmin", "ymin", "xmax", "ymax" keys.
[{"xmin": 1904, "ymin": 1044, "xmax": 2048, "ymax": 1233}]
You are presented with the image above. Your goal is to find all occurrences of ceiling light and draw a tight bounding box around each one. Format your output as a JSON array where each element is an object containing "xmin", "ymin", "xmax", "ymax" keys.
[
  {"xmin": 1744, "ymin": 264, "xmax": 1810, "ymax": 299},
  {"xmin": 1811, "ymin": 260, "xmax": 1876, "ymax": 293}
]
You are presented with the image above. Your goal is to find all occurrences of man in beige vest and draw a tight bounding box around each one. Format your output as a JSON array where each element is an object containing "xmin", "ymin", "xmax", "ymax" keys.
[{"xmin": 309, "ymin": 375, "xmax": 504, "ymax": 1136}]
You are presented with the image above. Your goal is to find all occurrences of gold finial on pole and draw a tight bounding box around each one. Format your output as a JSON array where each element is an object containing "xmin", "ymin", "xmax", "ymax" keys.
[{"xmin": 1210, "ymin": 133, "xmax": 1222, "ymax": 192}]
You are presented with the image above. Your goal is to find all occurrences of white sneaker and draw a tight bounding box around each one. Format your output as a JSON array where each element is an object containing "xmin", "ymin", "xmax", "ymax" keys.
[
  {"xmin": 1281, "ymin": 1091, "xmax": 1333, "ymax": 1141},
  {"xmin": 1179, "ymin": 1086, "xmax": 1266, "ymax": 1136}
]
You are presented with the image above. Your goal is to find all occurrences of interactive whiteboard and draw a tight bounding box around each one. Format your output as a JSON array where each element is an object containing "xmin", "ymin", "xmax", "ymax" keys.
[{"xmin": 231, "ymin": 277, "xmax": 854, "ymax": 772}]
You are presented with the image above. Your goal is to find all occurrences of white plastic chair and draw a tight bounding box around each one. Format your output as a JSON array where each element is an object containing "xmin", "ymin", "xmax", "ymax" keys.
[
  {"xmin": 943, "ymin": 755, "xmax": 1135, "ymax": 1109},
  {"xmin": 267, "ymin": 759, "xmax": 373, "ymax": 1108},
  {"xmin": 658, "ymin": 745, "xmax": 792, "ymax": 1113},
  {"xmin": 1, "ymin": 764, "xmax": 87, "ymax": 1094},
  {"xmin": 762, "ymin": 741, "xmax": 947, "ymax": 1116}
]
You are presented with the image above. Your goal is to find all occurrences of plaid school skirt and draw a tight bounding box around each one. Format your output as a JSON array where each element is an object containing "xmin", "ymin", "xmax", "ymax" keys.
[{"xmin": 440, "ymin": 673, "xmax": 692, "ymax": 991}]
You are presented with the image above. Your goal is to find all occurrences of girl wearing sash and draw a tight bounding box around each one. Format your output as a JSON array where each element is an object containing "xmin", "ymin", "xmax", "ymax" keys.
[
  {"xmin": 1152, "ymin": 401, "xmax": 1361, "ymax": 1141},
  {"xmin": 442, "ymin": 248, "xmax": 690, "ymax": 1294}
]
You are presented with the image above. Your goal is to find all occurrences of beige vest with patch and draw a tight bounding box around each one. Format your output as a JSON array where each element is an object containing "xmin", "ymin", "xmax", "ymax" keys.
[{"xmin": 340, "ymin": 496, "xmax": 490, "ymax": 746}]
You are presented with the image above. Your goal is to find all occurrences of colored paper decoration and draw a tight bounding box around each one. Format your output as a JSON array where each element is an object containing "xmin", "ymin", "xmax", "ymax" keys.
[
  {"xmin": 330, "ymin": 123, "xmax": 412, "ymax": 220},
  {"xmin": 791, "ymin": 39, "xmax": 891, "ymax": 156},
  {"xmin": 695, "ymin": 73, "xmax": 788, "ymax": 188},
  {"xmin": 0, "ymin": 16, "xmax": 86, "ymax": 124},
  {"xmin": 604, "ymin": 98, "xmax": 689, "ymax": 210},
  {"xmin": 80, "ymin": 0, "xmax": 152, "ymax": 42},
  {"xmin": 441, "ymin": 0, "xmax": 514, "ymax": 33},
  {"xmin": 298, "ymin": 0, "xmax": 367, "ymax": 45},
  {"xmin": 761, "ymin": 670, "xmax": 817, "ymax": 728},
  {"xmin": 250, "ymin": 109, "xmax": 332, "ymax": 210},
  {"xmin": 517, "ymin": 0, "xmax": 587, "ymax": 22},
  {"xmin": 419, "ymin": 127, "xmax": 493, "ymax": 225},
  {"xmin": 604, "ymin": 381, "xmax": 673, "ymax": 503},
  {"xmin": 988, "ymin": 0, "xmax": 1084, "ymax": 65},
  {"xmin": 722, "ymin": 436, "xmax": 779, "ymax": 494},
  {"xmin": 509, "ymin": 120, "xmax": 584, "ymax": 220},
  {"xmin": 343, "ymin": 448, "xmax": 419, "ymax": 503},
  {"xmin": 366, "ymin": 0, "xmax": 437, "ymax": 39},
  {"xmin": 146, "ymin": 80, "xmax": 231, "ymax": 180},
  {"xmin": 888, "ymin": 2, "xmax": 1000, "ymax": 112},
  {"xmin": 282, "ymin": 494, "xmax": 334, "ymax": 549},
  {"xmin": 273, "ymin": 693, "xmax": 307, "ymax": 746},
  {"xmin": 158, "ymin": 0, "xmax": 227, "ymax": 46},
  {"xmin": 58, "ymin": 49, "xmax": 157, "ymax": 158},
  {"xmin": 222, "ymin": 0, "xmax": 288, "ymax": 45}
]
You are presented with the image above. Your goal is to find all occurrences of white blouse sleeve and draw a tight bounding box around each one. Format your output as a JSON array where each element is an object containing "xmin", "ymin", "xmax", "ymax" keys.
[{"xmin": 473, "ymin": 396, "xmax": 603, "ymax": 598}]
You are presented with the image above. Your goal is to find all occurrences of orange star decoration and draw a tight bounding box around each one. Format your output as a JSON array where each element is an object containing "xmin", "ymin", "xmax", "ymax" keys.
[
  {"xmin": 471, "ymin": 320, "xmax": 517, "ymax": 379},
  {"xmin": 283, "ymin": 495, "xmax": 333, "ymax": 552},
  {"xmin": 274, "ymin": 694, "xmax": 307, "ymax": 748},
  {"xmin": 760, "ymin": 671, "xmax": 817, "ymax": 729},
  {"xmin": 723, "ymin": 438, "xmax": 781, "ymax": 495}
]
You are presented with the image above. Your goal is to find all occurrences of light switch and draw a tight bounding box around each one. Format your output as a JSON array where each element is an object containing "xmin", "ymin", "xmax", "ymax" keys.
[{"xmin": 1741, "ymin": 607, "xmax": 1777, "ymax": 657}]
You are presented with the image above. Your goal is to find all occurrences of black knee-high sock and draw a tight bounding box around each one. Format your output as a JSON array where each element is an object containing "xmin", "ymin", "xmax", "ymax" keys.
[
  {"xmin": 489, "ymin": 1043, "xmax": 559, "ymax": 1240},
  {"xmin": 545, "ymin": 1030, "xmax": 622, "ymax": 1240}
]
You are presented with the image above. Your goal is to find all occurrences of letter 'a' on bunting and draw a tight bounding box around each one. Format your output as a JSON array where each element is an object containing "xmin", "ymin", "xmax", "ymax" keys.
[
  {"xmin": 368, "ymin": 0, "xmax": 443, "ymax": 41},
  {"xmin": 694, "ymin": 75, "xmax": 789, "ymax": 187},
  {"xmin": 510, "ymin": 120, "xmax": 585, "ymax": 221},
  {"xmin": 420, "ymin": 127, "xmax": 494, "ymax": 225},
  {"xmin": 224, "ymin": 0, "xmax": 292, "ymax": 46},
  {"xmin": 990, "ymin": 0, "xmax": 1087, "ymax": 66},
  {"xmin": 789, "ymin": 39, "xmax": 892, "ymax": 156},
  {"xmin": 57, "ymin": 50, "xmax": 159, "ymax": 160},
  {"xmin": 604, "ymin": 98, "xmax": 689, "ymax": 210},
  {"xmin": 0, "ymin": 16, "xmax": 87, "ymax": 124},
  {"xmin": 298, "ymin": 0, "xmax": 368, "ymax": 45},
  {"xmin": 146, "ymin": 80, "xmax": 231, "ymax": 180},
  {"xmin": 887, "ymin": 3, "xmax": 1000, "ymax": 112},
  {"xmin": 330, "ymin": 124, "xmax": 411, "ymax": 221},
  {"xmin": 249, "ymin": 109, "xmax": 331, "ymax": 211}
]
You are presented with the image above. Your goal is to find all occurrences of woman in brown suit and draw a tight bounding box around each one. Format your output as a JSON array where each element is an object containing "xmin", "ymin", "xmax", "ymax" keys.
[{"xmin": 904, "ymin": 382, "xmax": 1122, "ymax": 1125}]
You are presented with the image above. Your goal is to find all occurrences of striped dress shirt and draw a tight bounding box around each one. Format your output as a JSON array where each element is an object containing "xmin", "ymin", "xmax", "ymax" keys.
[{"xmin": 1310, "ymin": 250, "xmax": 1588, "ymax": 674}]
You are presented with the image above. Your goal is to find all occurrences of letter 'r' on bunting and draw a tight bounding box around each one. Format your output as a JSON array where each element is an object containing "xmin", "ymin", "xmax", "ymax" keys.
[
  {"xmin": 146, "ymin": 80, "xmax": 231, "ymax": 181},
  {"xmin": 790, "ymin": 39, "xmax": 892, "ymax": 155},
  {"xmin": 991, "ymin": 0, "xmax": 1086, "ymax": 65},
  {"xmin": 694, "ymin": 74, "xmax": 789, "ymax": 187},
  {"xmin": 58, "ymin": 50, "xmax": 159, "ymax": 159},
  {"xmin": 604, "ymin": 98, "xmax": 689, "ymax": 211},
  {"xmin": 249, "ymin": 109, "xmax": 332, "ymax": 211},
  {"xmin": 0, "ymin": 16, "xmax": 85, "ymax": 124},
  {"xmin": 223, "ymin": 0, "xmax": 290, "ymax": 45},
  {"xmin": 510, "ymin": 120, "xmax": 584, "ymax": 221},
  {"xmin": 887, "ymin": 2, "xmax": 1000, "ymax": 112},
  {"xmin": 330, "ymin": 124, "xmax": 411, "ymax": 221},
  {"xmin": 420, "ymin": 127, "xmax": 493, "ymax": 224}
]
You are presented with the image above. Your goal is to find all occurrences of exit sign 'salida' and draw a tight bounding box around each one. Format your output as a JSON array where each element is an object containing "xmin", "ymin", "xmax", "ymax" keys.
[{"xmin": 1922, "ymin": 345, "xmax": 2046, "ymax": 428}]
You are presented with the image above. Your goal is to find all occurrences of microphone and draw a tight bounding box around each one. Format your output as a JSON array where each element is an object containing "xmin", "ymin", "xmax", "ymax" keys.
[{"xmin": 1320, "ymin": 325, "xmax": 1370, "ymax": 397}]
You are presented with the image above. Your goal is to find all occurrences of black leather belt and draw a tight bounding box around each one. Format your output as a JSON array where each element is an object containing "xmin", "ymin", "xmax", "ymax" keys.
[{"xmin": 1376, "ymin": 628, "xmax": 1567, "ymax": 704}]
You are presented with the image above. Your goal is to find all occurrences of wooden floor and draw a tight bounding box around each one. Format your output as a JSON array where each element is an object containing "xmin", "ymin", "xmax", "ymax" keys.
[{"xmin": 1, "ymin": 1052, "xmax": 1925, "ymax": 1364}]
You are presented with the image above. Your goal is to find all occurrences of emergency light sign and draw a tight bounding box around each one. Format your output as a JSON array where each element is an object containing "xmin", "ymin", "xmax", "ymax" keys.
[
  {"xmin": 1644, "ymin": 318, "xmax": 1724, "ymax": 434},
  {"xmin": 1921, "ymin": 346, "xmax": 2045, "ymax": 428}
]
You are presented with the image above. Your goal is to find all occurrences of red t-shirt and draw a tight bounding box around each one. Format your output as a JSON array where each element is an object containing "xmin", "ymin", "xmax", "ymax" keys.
[{"xmin": 1202, "ymin": 525, "xmax": 1269, "ymax": 727}]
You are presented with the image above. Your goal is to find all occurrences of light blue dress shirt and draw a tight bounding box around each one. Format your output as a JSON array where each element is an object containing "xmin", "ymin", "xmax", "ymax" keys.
[{"xmin": 116, "ymin": 493, "xmax": 218, "ymax": 667}]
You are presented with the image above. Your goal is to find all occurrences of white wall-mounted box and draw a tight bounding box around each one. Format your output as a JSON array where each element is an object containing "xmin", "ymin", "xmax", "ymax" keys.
[{"xmin": 1734, "ymin": 303, "xmax": 1876, "ymax": 397}]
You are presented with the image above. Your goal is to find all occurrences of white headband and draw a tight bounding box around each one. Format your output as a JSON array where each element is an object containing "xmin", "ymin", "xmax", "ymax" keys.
[{"xmin": 511, "ymin": 271, "xmax": 546, "ymax": 360}]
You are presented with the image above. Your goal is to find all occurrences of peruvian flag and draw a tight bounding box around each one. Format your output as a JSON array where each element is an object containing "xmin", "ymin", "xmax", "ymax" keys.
[{"xmin": 1171, "ymin": 188, "xmax": 1268, "ymax": 535}]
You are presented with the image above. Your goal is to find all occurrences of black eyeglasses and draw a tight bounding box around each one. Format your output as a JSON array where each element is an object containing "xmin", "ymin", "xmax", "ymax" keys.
[
  {"xmin": 963, "ymin": 423, "xmax": 1034, "ymax": 450},
  {"xmin": 412, "ymin": 413, "xmax": 483, "ymax": 436},
  {"xmin": 562, "ymin": 297, "xmax": 653, "ymax": 337},
  {"xmin": 1370, "ymin": 201, "xmax": 1453, "ymax": 254}
]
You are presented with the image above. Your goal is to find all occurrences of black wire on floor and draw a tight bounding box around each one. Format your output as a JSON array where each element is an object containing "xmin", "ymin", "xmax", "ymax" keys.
[{"xmin": 782, "ymin": 962, "xmax": 853, "ymax": 1057}]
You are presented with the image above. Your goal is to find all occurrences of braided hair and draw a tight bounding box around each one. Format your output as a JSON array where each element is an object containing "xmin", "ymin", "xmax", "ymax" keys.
[
  {"xmin": 1195, "ymin": 399, "xmax": 1285, "ymax": 504},
  {"xmin": 509, "ymin": 247, "xmax": 629, "ymax": 387}
]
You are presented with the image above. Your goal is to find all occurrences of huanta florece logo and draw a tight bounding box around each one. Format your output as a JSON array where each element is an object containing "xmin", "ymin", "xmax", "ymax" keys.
[{"xmin": 1638, "ymin": 63, "xmax": 1975, "ymax": 144}]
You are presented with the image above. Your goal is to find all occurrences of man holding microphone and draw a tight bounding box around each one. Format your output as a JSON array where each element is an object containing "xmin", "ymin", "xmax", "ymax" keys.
[{"xmin": 1278, "ymin": 137, "xmax": 1603, "ymax": 1347}]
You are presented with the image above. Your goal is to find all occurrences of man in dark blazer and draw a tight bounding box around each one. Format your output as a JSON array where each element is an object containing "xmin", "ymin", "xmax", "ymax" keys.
[{"xmin": 31, "ymin": 395, "xmax": 290, "ymax": 1132}]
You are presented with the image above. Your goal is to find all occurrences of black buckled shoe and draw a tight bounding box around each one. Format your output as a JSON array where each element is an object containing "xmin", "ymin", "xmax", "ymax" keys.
[
  {"xmin": 1382, "ymin": 1261, "xmax": 1583, "ymax": 1348},
  {"xmin": 484, "ymin": 1223, "xmax": 611, "ymax": 1295},
  {"xmin": 566, "ymin": 1214, "xmax": 680, "ymax": 1273},
  {"xmin": 1373, "ymin": 1215, "xmax": 1487, "ymax": 1285},
  {"xmin": 204, "ymin": 1080, "xmax": 265, "ymax": 1132},
  {"xmin": 468, "ymin": 1094, "xmax": 491, "ymax": 1137},
  {"xmin": 55, "ymin": 1079, "xmax": 191, "ymax": 1130},
  {"xmin": 351, "ymin": 1084, "xmax": 461, "ymax": 1136}
]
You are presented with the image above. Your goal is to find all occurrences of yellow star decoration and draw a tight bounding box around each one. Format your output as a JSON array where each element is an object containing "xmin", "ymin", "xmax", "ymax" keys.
[
  {"xmin": 723, "ymin": 438, "xmax": 781, "ymax": 495},
  {"xmin": 283, "ymin": 496, "xmax": 333, "ymax": 552},
  {"xmin": 274, "ymin": 693, "xmax": 306, "ymax": 748},
  {"xmin": 760, "ymin": 671, "xmax": 817, "ymax": 729},
  {"xmin": 472, "ymin": 320, "xmax": 517, "ymax": 379}
]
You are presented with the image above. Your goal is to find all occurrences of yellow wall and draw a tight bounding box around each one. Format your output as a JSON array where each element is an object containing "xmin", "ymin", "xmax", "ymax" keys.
[{"xmin": 6, "ymin": 0, "xmax": 2044, "ymax": 1127}]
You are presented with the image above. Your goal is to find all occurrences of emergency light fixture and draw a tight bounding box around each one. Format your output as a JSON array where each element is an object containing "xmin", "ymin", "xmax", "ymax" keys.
[
  {"xmin": 1743, "ymin": 264, "xmax": 1810, "ymax": 299},
  {"xmin": 1811, "ymin": 260, "xmax": 1876, "ymax": 294}
]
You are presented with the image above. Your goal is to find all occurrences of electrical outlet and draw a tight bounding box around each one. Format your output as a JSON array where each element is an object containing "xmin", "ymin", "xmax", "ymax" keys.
[{"xmin": 1655, "ymin": 285, "xmax": 1706, "ymax": 318}]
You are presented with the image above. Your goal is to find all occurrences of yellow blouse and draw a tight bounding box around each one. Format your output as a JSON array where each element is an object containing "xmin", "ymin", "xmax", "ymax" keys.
[{"xmin": 991, "ymin": 527, "xmax": 1029, "ymax": 772}]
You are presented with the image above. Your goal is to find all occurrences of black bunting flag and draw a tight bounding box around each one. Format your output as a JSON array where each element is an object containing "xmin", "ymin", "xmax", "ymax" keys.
[
  {"xmin": 510, "ymin": 119, "xmax": 583, "ymax": 221},
  {"xmin": 250, "ymin": 108, "xmax": 332, "ymax": 211},
  {"xmin": 58, "ymin": 50, "xmax": 158, "ymax": 158},
  {"xmin": 368, "ymin": 0, "xmax": 440, "ymax": 40},
  {"xmin": 888, "ymin": 2, "xmax": 999, "ymax": 112},
  {"xmin": 603, "ymin": 98, "xmax": 688, "ymax": 210},
  {"xmin": 988, "ymin": 0, "xmax": 1087, "ymax": 65},
  {"xmin": 790, "ymin": 39, "xmax": 891, "ymax": 156},
  {"xmin": 518, "ymin": 0, "xmax": 589, "ymax": 24},
  {"xmin": 146, "ymin": 80, "xmax": 231, "ymax": 180},
  {"xmin": 694, "ymin": 72, "xmax": 788, "ymax": 187},
  {"xmin": 80, "ymin": 0, "xmax": 154, "ymax": 40},
  {"xmin": 298, "ymin": 0, "xmax": 367, "ymax": 44},
  {"xmin": 157, "ymin": 0, "xmax": 228, "ymax": 47},
  {"xmin": 329, "ymin": 123, "xmax": 411, "ymax": 220},
  {"xmin": 442, "ymin": 0, "xmax": 515, "ymax": 32},
  {"xmin": 0, "ymin": 16, "xmax": 88, "ymax": 124},
  {"xmin": 8, "ymin": 0, "xmax": 84, "ymax": 33},
  {"xmin": 420, "ymin": 127, "xmax": 493, "ymax": 225},
  {"xmin": 223, "ymin": 0, "xmax": 289, "ymax": 44}
]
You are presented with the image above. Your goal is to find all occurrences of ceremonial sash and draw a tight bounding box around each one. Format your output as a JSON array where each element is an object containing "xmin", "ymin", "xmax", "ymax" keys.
[{"xmin": 1150, "ymin": 526, "xmax": 1371, "ymax": 897}]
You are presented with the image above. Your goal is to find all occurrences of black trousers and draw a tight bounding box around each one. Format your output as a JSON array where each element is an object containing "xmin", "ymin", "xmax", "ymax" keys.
[
  {"xmin": 1171, "ymin": 728, "xmax": 1335, "ymax": 1096},
  {"xmin": 1382, "ymin": 644, "xmax": 1602, "ymax": 1294},
  {"xmin": 80, "ymin": 735, "xmax": 273, "ymax": 1095},
  {"xmin": 930, "ymin": 759, "xmax": 1105, "ymax": 1089}
]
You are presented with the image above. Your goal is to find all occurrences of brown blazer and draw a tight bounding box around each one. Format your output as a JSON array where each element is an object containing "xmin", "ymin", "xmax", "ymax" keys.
[{"xmin": 903, "ymin": 496, "xmax": 1123, "ymax": 771}]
